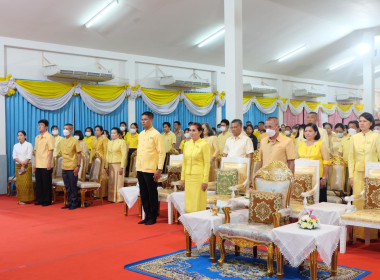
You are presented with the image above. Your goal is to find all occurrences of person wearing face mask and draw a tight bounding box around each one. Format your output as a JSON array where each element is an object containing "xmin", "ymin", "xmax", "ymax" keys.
[
  {"xmin": 12, "ymin": 130, "xmax": 35, "ymax": 204},
  {"xmin": 202, "ymin": 123, "xmax": 220, "ymax": 181},
  {"xmin": 330, "ymin": 123, "xmax": 344, "ymax": 156},
  {"xmin": 120, "ymin": 122, "xmax": 128, "ymax": 138},
  {"xmin": 296, "ymin": 112, "xmax": 329, "ymax": 152},
  {"xmin": 162, "ymin": 122, "xmax": 176, "ymax": 172},
  {"xmin": 253, "ymin": 125, "xmax": 261, "ymax": 140},
  {"xmin": 374, "ymin": 123, "xmax": 380, "ymax": 133},
  {"xmin": 284, "ymin": 126, "xmax": 292, "ymax": 137},
  {"xmin": 83, "ymin": 127, "xmax": 95, "ymax": 150},
  {"xmin": 259, "ymin": 117, "xmax": 295, "ymax": 173},
  {"xmin": 106, "ymin": 128, "xmax": 127, "ymax": 202},
  {"xmin": 179, "ymin": 128, "xmax": 191, "ymax": 154},
  {"xmin": 74, "ymin": 130, "xmax": 89, "ymax": 156},
  {"xmin": 280, "ymin": 124, "xmax": 286, "ymax": 135},
  {"xmin": 223, "ymin": 119, "xmax": 254, "ymax": 159},
  {"xmin": 245, "ymin": 124, "xmax": 258, "ymax": 150},
  {"xmin": 339, "ymin": 121, "xmax": 359, "ymax": 162},
  {"xmin": 124, "ymin": 123, "xmax": 139, "ymax": 176},
  {"xmin": 348, "ymin": 112, "xmax": 380, "ymax": 240},
  {"xmin": 51, "ymin": 125, "xmax": 64, "ymax": 158},
  {"xmin": 217, "ymin": 119, "xmax": 232, "ymax": 155},
  {"xmin": 58, "ymin": 124, "xmax": 82, "ymax": 210},
  {"xmin": 102, "ymin": 130, "xmax": 110, "ymax": 140},
  {"xmin": 216, "ymin": 124, "xmax": 222, "ymax": 135}
]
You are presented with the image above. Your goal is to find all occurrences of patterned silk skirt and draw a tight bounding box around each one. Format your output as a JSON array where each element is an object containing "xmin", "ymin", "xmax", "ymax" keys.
[
  {"xmin": 15, "ymin": 163, "xmax": 35, "ymax": 202},
  {"xmin": 108, "ymin": 163, "xmax": 124, "ymax": 202}
]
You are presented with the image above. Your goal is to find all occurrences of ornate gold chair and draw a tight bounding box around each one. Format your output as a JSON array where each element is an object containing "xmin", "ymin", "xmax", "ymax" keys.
[
  {"xmin": 217, "ymin": 161, "xmax": 293, "ymax": 277},
  {"xmin": 327, "ymin": 155, "xmax": 347, "ymax": 204},
  {"xmin": 341, "ymin": 162, "xmax": 380, "ymax": 245},
  {"xmin": 7, "ymin": 174, "xmax": 16, "ymax": 196},
  {"xmin": 163, "ymin": 148, "xmax": 179, "ymax": 174},
  {"xmin": 290, "ymin": 159, "xmax": 320, "ymax": 217},
  {"xmin": 124, "ymin": 150, "xmax": 138, "ymax": 187},
  {"xmin": 251, "ymin": 149, "xmax": 261, "ymax": 178}
]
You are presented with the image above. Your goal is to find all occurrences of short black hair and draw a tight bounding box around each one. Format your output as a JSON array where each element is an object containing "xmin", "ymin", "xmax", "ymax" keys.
[
  {"xmin": 323, "ymin": 122, "xmax": 333, "ymax": 129},
  {"xmin": 74, "ymin": 130, "xmax": 84, "ymax": 140},
  {"xmin": 142, "ymin": 111, "xmax": 154, "ymax": 119},
  {"xmin": 220, "ymin": 119, "xmax": 230, "ymax": 126},
  {"xmin": 348, "ymin": 120, "xmax": 359, "ymax": 129},
  {"xmin": 285, "ymin": 126, "xmax": 291, "ymax": 130},
  {"xmin": 17, "ymin": 130, "xmax": 26, "ymax": 137},
  {"xmin": 303, "ymin": 123, "xmax": 321, "ymax": 140},
  {"xmin": 334, "ymin": 123, "xmax": 344, "ymax": 130},
  {"xmin": 231, "ymin": 119, "xmax": 242, "ymax": 126},
  {"xmin": 51, "ymin": 125, "xmax": 58, "ymax": 130},
  {"xmin": 184, "ymin": 128, "xmax": 190, "ymax": 133},
  {"xmin": 111, "ymin": 127, "xmax": 122, "ymax": 136},
  {"xmin": 188, "ymin": 122, "xmax": 193, "ymax": 126},
  {"xmin": 359, "ymin": 112, "xmax": 375, "ymax": 130},
  {"xmin": 64, "ymin": 123, "xmax": 73, "ymax": 129},
  {"xmin": 258, "ymin": 121, "xmax": 264, "ymax": 125},
  {"xmin": 163, "ymin": 122, "xmax": 171, "ymax": 128},
  {"xmin": 95, "ymin": 125, "xmax": 104, "ymax": 132},
  {"xmin": 85, "ymin": 127, "xmax": 94, "ymax": 136},
  {"xmin": 130, "ymin": 122, "xmax": 139, "ymax": 133},
  {"xmin": 38, "ymin": 119, "xmax": 49, "ymax": 127},
  {"xmin": 120, "ymin": 121, "xmax": 127, "ymax": 126},
  {"xmin": 102, "ymin": 130, "xmax": 110, "ymax": 139},
  {"xmin": 174, "ymin": 121, "xmax": 181, "ymax": 126}
]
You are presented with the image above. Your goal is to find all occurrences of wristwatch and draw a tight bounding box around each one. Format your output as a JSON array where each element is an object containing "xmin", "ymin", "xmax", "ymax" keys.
[{"xmin": 77, "ymin": 164, "xmax": 81, "ymax": 168}]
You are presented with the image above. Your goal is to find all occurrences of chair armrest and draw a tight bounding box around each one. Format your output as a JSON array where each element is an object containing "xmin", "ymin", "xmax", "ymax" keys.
[
  {"xmin": 171, "ymin": 180, "xmax": 183, "ymax": 192},
  {"xmin": 273, "ymin": 212, "xmax": 282, "ymax": 228},
  {"xmin": 222, "ymin": 206, "xmax": 231, "ymax": 224},
  {"xmin": 157, "ymin": 177, "xmax": 167, "ymax": 183},
  {"xmin": 229, "ymin": 183, "xmax": 245, "ymax": 198},
  {"xmin": 344, "ymin": 190, "xmax": 364, "ymax": 212},
  {"xmin": 208, "ymin": 181, "xmax": 216, "ymax": 191},
  {"xmin": 278, "ymin": 208, "xmax": 291, "ymax": 218}
]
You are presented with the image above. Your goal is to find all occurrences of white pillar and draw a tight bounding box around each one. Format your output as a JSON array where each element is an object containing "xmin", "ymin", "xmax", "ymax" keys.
[
  {"xmin": 0, "ymin": 41, "xmax": 7, "ymax": 194},
  {"xmin": 224, "ymin": 0, "xmax": 243, "ymax": 122},
  {"xmin": 277, "ymin": 79, "xmax": 284, "ymax": 124},
  {"xmin": 127, "ymin": 59, "xmax": 136, "ymax": 124},
  {"xmin": 362, "ymin": 32, "xmax": 375, "ymax": 114},
  {"xmin": 212, "ymin": 71, "xmax": 223, "ymax": 124}
]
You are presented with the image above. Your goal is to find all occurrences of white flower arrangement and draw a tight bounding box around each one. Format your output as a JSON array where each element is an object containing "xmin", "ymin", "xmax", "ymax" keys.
[{"xmin": 298, "ymin": 208, "xmax": 320, "ymax": 230}]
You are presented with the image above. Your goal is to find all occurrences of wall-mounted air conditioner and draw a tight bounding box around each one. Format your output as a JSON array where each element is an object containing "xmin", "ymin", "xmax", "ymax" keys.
[
  {"xmin": 293, "ymin": 88, "xmax": 326, "ymax": 98},
  {"xmin": 43, "ymin": 65, "xmax": 114, "ymax": 82},
  {"xmin": 243, "ymin": 83, "xmax": 278, "ymax": 96},
  {"xmin": 336, "ymin": 93, "xmax": 362, "ymax": 102},
  {"xmin": 160, "ymin": 75, "xmax": 210, "ymax": 89}
]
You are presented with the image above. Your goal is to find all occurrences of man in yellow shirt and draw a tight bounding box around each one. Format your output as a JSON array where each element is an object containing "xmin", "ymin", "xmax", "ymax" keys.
[
  {"xmin": 59, "ymin": 124, "xmax": 82, "ymax": 210},
  {"xmin": 51, "ymin": 125, "xmax": 64, "ymax": 158},
  {"xmin": 217, "ymin": 119, "xmax": 232, "ymax": 155},
  {"xmin": 339, "ymin": 121, "xmax": 360, "ymax": 162},
  {"xmin": 136, "ymin": 112, "xmax": 165, "ymax": 225},
  {"xmin": 162, "ymin": 122, "xmax": 176, "ymax": 153},
  {"xmin": 33, "ymin": 119, "xmax": 55, "ymax": 206}
]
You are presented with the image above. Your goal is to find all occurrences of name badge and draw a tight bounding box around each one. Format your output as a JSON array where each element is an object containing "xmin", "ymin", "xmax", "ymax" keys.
[{"xmin": 196, "ymin": 145, "xmax": 200, "ymax": 148}]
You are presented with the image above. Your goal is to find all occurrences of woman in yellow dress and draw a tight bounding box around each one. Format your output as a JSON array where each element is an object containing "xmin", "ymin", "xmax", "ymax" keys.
[
  {"xmin": 12, "ymin": 130, "xmax": 35, "ymax": 204},
  {"xmin": 297, "ymin": 123, "xmax": 331, "ymax": 202},
  {"xmin": 202, "ymin": 123, "xmax": 219, "ymax": 182},
  {"xmin": 181, "ymin": 123, "xmax": 210, "ymax": 213},
  {"xmin": 330, "ymin": 123, "xmax": 344, "ymax": 156},
  {"xmin": 124, "ymin": 123, "xmax": 139, "ymax": 176},
  {"xmin": 179, "ymin": 128, "xmax": 190, "ymax": 154},
  {"xmin": 106, "ymin": 128, "xmax": 127, "ymax": 202},
  {"xmin": 83, "ymin": 127, "xmax": 96, "ymax": 151}
]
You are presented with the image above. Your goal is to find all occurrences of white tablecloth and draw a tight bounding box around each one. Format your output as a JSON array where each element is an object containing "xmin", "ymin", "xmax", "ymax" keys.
[
  {"xmin": 179, "ymin": 209, "xmax": 248, "ymax": 249},
  {"xmin": 306, "ymin": 202, "xmax": 348, "ymax": 226},
  {"xmin": 119, "ymin": 186, "xmax": 163, "ymax": 208},
  {"xmin": 270, "ymin": 223, "xmax": 341, "ymax": 267},
  {"xmin": 168, "ymin": 191, "xmax": 216, "ymax": 215}
]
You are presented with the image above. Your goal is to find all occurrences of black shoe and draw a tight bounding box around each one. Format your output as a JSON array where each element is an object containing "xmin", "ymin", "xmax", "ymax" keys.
[
  {"xmin": 42, "ymin": 203, "xmax": 51, "ymax": 207},
  {"xmin": 69, "ymin": 206, "xmax": 77, "ymax": 210},
  {"xmin": 61, "ymin": 205, "xmax": 71, "ymax": 209},
  {"xmin": 34, "ymin": 202, "xmax": 42, "ymax": 205},
  {"xmin": 145, "ymin": 219, "xmax": 156, "ymax": 225},
  {"xmin": 138, "ymin": 219, "xmax": 147, "ymax": 224}
]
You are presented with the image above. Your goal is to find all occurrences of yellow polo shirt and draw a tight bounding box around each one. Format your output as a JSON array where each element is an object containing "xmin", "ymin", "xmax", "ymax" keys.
[
  {"xmin": 217, "ymin": 131, "xmax": 232, "ymax": 155},
  {"xmin": 34, "ymin": 132, "xmax": 55, "ymax": 168},
  {"xmin": 106, "ymin": 138, "xmax": 127, "ymax": 168},
  {"xmin": 136, "ymin": 127, "xmax": 166, "ymax": 173},
  {"xmin": 53, "ymin": 135, "xmax": 64, "ymax": 158},
  {"xmin": 124, "ymin": 132, "xmax": 139, "ymax": 149},
  {"xmin": 59, "ymin": 136, "xmax": 82, "ymax": 170},
  {"xmin": 338, "ymin": 135, "xmax": 351, "ymax": 162},
  {"xmin": 162, "ymin": 131, "xmax": 176, "ymax": 153}
]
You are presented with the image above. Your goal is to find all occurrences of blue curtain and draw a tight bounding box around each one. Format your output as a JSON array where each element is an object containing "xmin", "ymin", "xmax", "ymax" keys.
[
  {"xmin": 243, "ymin": 104, "xmax": 278, "ymax": 125},
  {"xmin": 222, "ymin": 104, "xmax": 226, "ymax": 120},
  {"xmin": 5, "ymin": 92, "xmax": 128, "ymax": 178},
  {"xmin": 135, "ymin": 97, "xmax": 216, "ymax": 133}
]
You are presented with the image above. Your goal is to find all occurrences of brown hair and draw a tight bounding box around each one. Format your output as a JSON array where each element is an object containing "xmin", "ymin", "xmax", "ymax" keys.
[{"xmin": 190, "ymin": 122, "xmax": 204, "ymax": 138}]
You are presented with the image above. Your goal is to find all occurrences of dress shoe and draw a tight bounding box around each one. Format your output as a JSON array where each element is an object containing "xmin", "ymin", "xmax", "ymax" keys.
[
  {"xmin": 42, "ymin": 203, "xmax": 51, "ymax": 207},
  {"xmin": 138, "ymin": 219, "xmax": 147, "ymax": 224},
  {"xmin": 69, "ymin": 206, "xmax": 77, "ymax": 210},
  {"xmin": 145, "ymin": 219, "xmax": 156, "ymax": 226},
  {"xmin": 61, "ymin": 205, "xmax": 71, "ymax": 209},
  {"xmin": 34, "ymin": 202, "xmax": 42, "ymax": 205}
]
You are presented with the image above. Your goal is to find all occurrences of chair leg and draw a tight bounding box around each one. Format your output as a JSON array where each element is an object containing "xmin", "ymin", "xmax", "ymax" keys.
[
  {"xmin": 175, "ymin": 210, "xmax": 179, "ymax": 224},
  {"xmin": 253, "ymin": 246, "xmax": 258, "ymax": 258},
  {"xmin": 124, "ymin": 202, "xmax": 128, "ymax": 216},
  {"xmin": 210, "ymin": 233, "xmax": 216, "ymax": 263},
  {"xmin": 185, "ymin": 229, "xmax": 192, "ymax": 257},
  {"xmin": 217, "ymin": 236, "xmax": 226, "ymax": 266},
  {"xmin": 267, "ymin": 243, "xmax": 274, "ymax": 277},
  {"xmin": 81, "ymin": 190, "xmax": 85, "ymax": 208},
  {"xmin": 7, "ymin": 182, "xmax": 11, "ymax": 196},
  {"xmin": 364, "ymin": 228, "xmax": 371, "ymax": 245},
  {"xmin": 309, "ymin": 250, "xmax": 318, "ymax": 280},
  {"xmin": 276, "ymin": 246, "xmax": 284, "ymax": 279},
  {"xmin": 331, "ymin": 246, "xmax": 338, "ymax": 277},
  {"xmin": 138, "ymin": 196, "xmax": 142, "ymax": 217},
  {"xmin": 235, "ymin": 245, "xmax": 240, "ymax": 256}
]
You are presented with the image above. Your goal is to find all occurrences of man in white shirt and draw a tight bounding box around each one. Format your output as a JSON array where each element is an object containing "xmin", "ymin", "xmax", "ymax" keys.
[{"xmin": 223, "ymin": 119, "xmax": 254, "ymax": 159}]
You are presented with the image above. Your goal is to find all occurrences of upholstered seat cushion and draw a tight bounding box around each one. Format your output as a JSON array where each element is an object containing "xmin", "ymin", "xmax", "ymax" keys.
[
  {"xmin": 327, "ymin": 194, "xmax": 343, "ymax": 204},
  {"xmin": 364, "ymin": 178, "xmax": 380, "ymax": 209},
  {"xmin": 8, "ymin": 177, "xmax": 16, "ymax": 183},
  {"xmin": 124, "ymin": 177, "xmax": 138, "ymax": 184},
  {"xmin": 341, "ymin": 209, "xmax": 380, "ymax": 224},
  {"xmin": 216, "ymin": 169, "xmax": 239, "ymax": 195},
  {"xmin": 53, "ymin": 180, "xmax": 65, "ymax": 186},
  {"xmin": 217, "ymin": 222, "xmax": 273, "ymax": 243},
  {"xmin": 255, "ymin": 178, "xmax": 289, "ymax": 208},
  {"xmin": 290, "ymin": 201, "xmax": 304, "ymax": 215},
  {"xmin": 328, "ymin": 164, "xmax": 346, "ymax": 191},
  {"xmin": 158, "ymin": 188, "xmax": 175, "ymax": 198},
  {"xmin": 249, "ymin": 190, "xmax": 282, "ymax": 224},
  {"xmin": 77, "ymin": 181, "xmax": 100, "ymax": 189},
  {"xmin": 206, "ymin": 194, "xmax": 231, "ymax": 204},
  {"xmin": 292, "ymin": 174, "xmax": 313, "ymax": 204}
]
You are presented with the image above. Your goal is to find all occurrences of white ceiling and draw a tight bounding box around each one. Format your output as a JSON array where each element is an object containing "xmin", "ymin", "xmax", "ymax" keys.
[{"xmin": 1, "ymin": 0, "xmax": 380, "ymax": 85}]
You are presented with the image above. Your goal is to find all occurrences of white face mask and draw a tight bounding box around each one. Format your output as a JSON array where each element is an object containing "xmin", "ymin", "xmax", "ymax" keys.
[
  {"xmin": 292, "ymin": 129, "xmax": 297, "ymax": 134},
  {"xmin": 266, "ymin": 128, "xmax": 276, "ymax": 138},
  {"xmin": 285, "ymin": 131, "xmax": 291, "ymax": 136},
  {"xmin": 85, "ymin": 131, "xmax": 91, "ymax": 137},
  {"xmin": 129, "ymin": 128, "xmax": 136, "ymax": 134},
  {"xmin": 102, "ymin": 134, "xmax": 107, "ymax": 138},
  {"xmin": 63, "ymin": 129, "xmax": 70, "ymax": 137},
  {"xmin": 336, "ymin": 132, "xmax": 344, "ymax": 138},
  {"xmin": 374, "ymin": 130, "xmax": 380, "ymax": 134},
  {"xmin": 216, "ymin": 128, "xmax": 221, "ymax": 133},
  {"xmin": 120, "ymin": 126, "xmax": 126, "ymax": 132},
  {"xmin": 52, "ymin": 130, "xmax": 58, "ymax": 136},
  {"xmin": 348, "ymin": 128, "xmax": 357, "ymax": 136},
  {"xmin": 254, "ymin": 129, "xmax": 258, "ymax": 132},
  {"xmin": 220, "ymin": 126, "xmax": 226, "ymax": 132},
  {"xmin": 184, "ymin": 133, "xmax": 190, "ymax": 138},
  {"xmin": 73, "ymin": 135, "xmax": 80, "ymax": 140}
]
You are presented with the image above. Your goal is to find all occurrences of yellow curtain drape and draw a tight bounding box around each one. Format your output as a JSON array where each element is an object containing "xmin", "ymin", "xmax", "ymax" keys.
[
  {"xmin": 255, "ymin": 97, "xmax": 278, "ymax": 107},
  {"xmin": 305, "ymin": 101, "xmax": 321, "ymax": 111},
  {"xmin": 337, "ymin": 104, "xmax": 352, "ymax": 112},
  {"xmin": 280, "ymin": 98, "xmax": 288, "ymax": 104},
  {"xmin": 243, "ymin": 95, "xmax": 254, "ymax": 104},
  {"xmin": 354, "ymin": 104, "xmax": 364, "ymax": 111},
  {"xmin": 289, "ymin": 99, "xmax": 304, "ymax": 108},
  {"xmin": 141, "ymin": 88, "xmax": 179, "ymax": 105},
  {"xmin": 16, "ymin": 80, "xmax": 73, "ymax": 98},
  {"xmin": 81, "ymin": 84, "xmax": 126, "ymax": 101},
  {"xmin": 322, "ymin": 103, "xmax": 336, "ymax": 110},
  {"xmin": 184, "ymin": 92, "xmax": 215, "ymax": 107}
]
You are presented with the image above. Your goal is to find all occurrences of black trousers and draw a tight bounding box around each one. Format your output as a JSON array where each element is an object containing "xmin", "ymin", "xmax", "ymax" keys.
[
  {"xmin": 319, "ymin": 185, "xmax": 327, "ymax": 203},
  {"xmin": 137, "ymin": 171, "xmax": 158, "ymax": 221},
  {"xmin": 125, "ymin": 148, "xmax": 137, "ymax": 177},
  {"xmin": 35, "ymin": 168, "xmax": 52, "ymax": 204},
  {"xmin": 62, "ymin": 170, "xmax": 78, "ymax": 207}
]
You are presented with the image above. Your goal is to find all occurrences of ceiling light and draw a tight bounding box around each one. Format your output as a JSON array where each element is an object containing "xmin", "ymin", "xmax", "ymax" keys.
[
  {"xmin": 375, "ymin": 67, "xmax": 380, "ymax": 73},
  {"xmin": 197, "ymin": 28, "xmax": 225, "ymax": 48},
  {"xmin": 328, "ymin": 57, "xmax": 355, "ymax": 71},
  {"xmin": 357, "ymin": 43, "xmax": 371, "ymax": 55},
  {"xmin": 85, "ymin": 0, "xmax": 118, "ymax": 28},
  {"xmin": 277, "ymin": 45, "xmax": 307, "ymax": 62}
]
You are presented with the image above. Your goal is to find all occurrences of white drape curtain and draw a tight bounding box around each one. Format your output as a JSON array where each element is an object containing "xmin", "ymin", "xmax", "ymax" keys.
[{"xmin": 243, "ymin": 96, "xmax": 278, "ymax": 114}]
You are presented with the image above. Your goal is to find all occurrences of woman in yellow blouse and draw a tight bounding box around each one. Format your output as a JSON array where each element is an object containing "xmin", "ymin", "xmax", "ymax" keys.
[
  {"xmin": 106, "ymin": 128, "xmax": 127, "ymax": 202},
  {"xmin": 179, "ymin": 128, "xmax": 190, "ymax": 154},
  {"xmin": 124, "ymin": 123, "xmax": 139, "ymax": 176},
  {"xmin": 202, "ymin": 123, "xmax": 219, "ymax": 182},
  {"xmin": 329, "ymin": 123, "xmax": 344, "ymax": 156},
  {"xmin": 297, "ymin": 123, "xmax": 331, "ymax": 202},
  {"xmin": 83, "ymin": 127, "xmax": 96, "ymax": 151},
  {"xmin": 181, "ymin": 123, "xmax": 210, "ymax": 213}
]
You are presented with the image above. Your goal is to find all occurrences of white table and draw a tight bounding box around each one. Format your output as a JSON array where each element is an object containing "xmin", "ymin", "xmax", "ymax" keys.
[
  {"xmin": 179, "ymin": 209, "xmax": 248, "ymax": 262},
  {"xmin": 168, "ymin": 191, "xmax": 217, "ymax": 216},
  {"xmin": 270, "ymin": 223, "xmax": 341, "ymax": 280}
]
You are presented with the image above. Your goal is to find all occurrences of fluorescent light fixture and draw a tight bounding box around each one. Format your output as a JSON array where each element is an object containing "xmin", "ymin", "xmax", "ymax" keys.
[
  {"xmin": 85, "ymin": 0, "xmax": 118, "ymax": 28},
  {"xmin": 277, "ymin": 45, "xmax": 307, "ymax": 62},
  {"xmin": 328, "ymin": 57, "xmax": 355, "ymax": 71},
  {"xmin": 198, "ymin": 28, "xmax": 225, "ymax": 48},
  {"xmin": 357, "ymin": 43, "xmax": 371, "ymax": 55},
  {"xmin": 375, "ymin": 36, "xmax": 380, "ymax": 43},
  {"xmin": 375, "ymin": 67, "xmax": 380, "ymax": 73}
]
